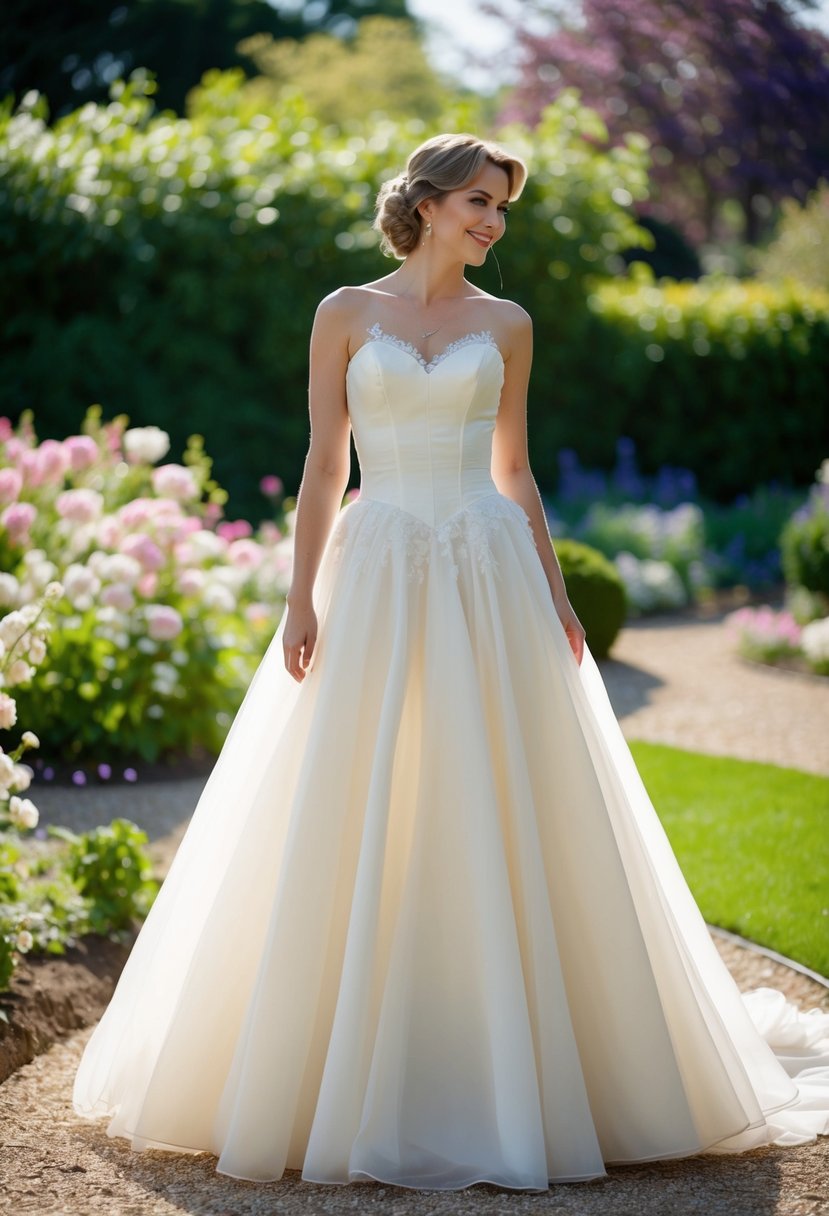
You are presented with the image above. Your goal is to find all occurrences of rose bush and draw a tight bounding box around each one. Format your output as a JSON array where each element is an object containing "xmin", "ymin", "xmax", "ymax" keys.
[{"xmin": 0, "ymin": 406, "xmax": 295, "ymax": 766}]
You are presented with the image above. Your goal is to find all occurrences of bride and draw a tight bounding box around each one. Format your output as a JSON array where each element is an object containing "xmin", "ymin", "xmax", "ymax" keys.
[{"xmin": 73, "ymin": 132, "xmax": 829, "ymax": 1191}]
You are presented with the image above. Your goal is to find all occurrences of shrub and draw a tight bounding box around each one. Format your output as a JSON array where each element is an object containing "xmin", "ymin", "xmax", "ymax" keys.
[
  {"xmin": 752, "ymin": 180, "xmax": 829, "ymax": 294},
  {"xmin": 553, "ymin": 537, "xmax": 627, "ymax": 659},
  {"xmin": 0, "ymin": 407, "xmax": 292, "ymax": 764},
  {"xmin": 52, "ymin": 818, "xmax": 159, "ymax": 934},
  {"xmin": 585, "ymin": 267, "xmax": 829, "ymax": 501},
  {"xmin": 780, "ymin": 458, "xmax": 829, "ymax": 607}
]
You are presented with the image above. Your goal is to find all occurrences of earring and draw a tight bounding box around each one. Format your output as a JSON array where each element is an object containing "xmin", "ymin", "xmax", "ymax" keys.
[{"xmin": 421, "ymin": 220, "xmax": 432, "ymax": 246}]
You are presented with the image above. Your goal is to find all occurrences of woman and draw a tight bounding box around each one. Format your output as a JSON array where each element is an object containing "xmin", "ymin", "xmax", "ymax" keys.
[{"xmin": 73, "ymin": 133, "xmax": 829, "ymax": 1192}]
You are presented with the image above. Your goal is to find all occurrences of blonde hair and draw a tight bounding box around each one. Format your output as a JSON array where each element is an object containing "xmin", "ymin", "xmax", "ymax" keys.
[{"xmin": 373, "ymin": 132, "xmax": 528, "ymax": 259}]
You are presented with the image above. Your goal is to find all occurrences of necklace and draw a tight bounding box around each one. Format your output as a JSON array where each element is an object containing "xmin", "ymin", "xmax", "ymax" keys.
[{"xmin": 421, "ymin": 324, "xmax": 443, "ymax": 339}]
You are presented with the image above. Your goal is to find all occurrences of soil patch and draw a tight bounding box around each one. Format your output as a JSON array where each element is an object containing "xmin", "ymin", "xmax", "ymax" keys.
[{"xmin": 0, "ymin": 928, "xmax": 137, "ymax": 1086}]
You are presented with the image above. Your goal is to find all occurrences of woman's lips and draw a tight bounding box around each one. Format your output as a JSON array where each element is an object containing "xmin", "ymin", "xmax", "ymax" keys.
[{"xmin": 466, "ymin": 231, "xmax": 492, "ymax": 248}]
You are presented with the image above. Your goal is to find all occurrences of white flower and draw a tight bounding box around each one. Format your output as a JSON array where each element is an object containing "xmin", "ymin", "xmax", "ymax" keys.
[
  {"xmin": 63, "ymin": 563, "xmax": 101, "ymax": 610},
  {"xmin": 10, "ymin": 763, "xmax": 33, "ymax": 791},
  {"xmin": 801, "ymin": 617, "xmax": 829, "ymax": 663},
  {"xmin": 0, "ymin": 692, "xmax": 17, "ymax": 729},
  {"xmin": 202, "ymin": 583, "xmax": 237, "ymax": 614},
  {"xmin": 0, "ymin": 610, "xmax": 27, "ymax": 647},
  {"xmin": 123, "ymin": 425, "xmax": 170, "ymax": 465},
  {"xmin": 27, "ymin": 635, "xmax": 47, "ymax": 665},
  {"xmin": 7, "ymin": 659, "xmax": 35, "ymax": 686},
  {"xmin": 151, "ymin": 463, "xmax": 199, "ymax": 502},
  {"xmin": 45, "ymin": 581, "xmax": 64, "ymax": 601},
  {"xmin": 8, "ymin": 795, "xmax": 38, "ymax": 830},
  {"xmin": 92, "ymin": 552, "xmax": 143, "ymax": 586},
  {"xmin": 15, "ymin": 930, "xmax": 33, "ymax": 953},
  {"xmin": 0, "ymin": 573, "xmax": 20, "ymax": 607},
  {"xmin": 21, "ymin": 731, "xmax": 39, "ymax": 749},
  {"xmin": 0, "ymin": 752, "xmax": 16, "ymax": 788}
]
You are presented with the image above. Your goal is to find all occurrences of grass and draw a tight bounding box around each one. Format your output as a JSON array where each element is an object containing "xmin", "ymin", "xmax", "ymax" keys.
[{"xmin": 629, "ymin": 741, "xmax": 829, "ymax": 979}]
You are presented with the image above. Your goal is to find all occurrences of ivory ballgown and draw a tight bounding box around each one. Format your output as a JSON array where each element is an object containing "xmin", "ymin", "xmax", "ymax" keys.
[{"xmin": 72, "ymin": 325, "xmax": 829, "ymax": 1190}]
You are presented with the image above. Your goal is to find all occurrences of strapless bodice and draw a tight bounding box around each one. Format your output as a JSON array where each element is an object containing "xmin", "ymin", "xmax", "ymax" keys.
[{"xmin": 345, "ymin": 326, "xmax": 504, "ymax": 527}]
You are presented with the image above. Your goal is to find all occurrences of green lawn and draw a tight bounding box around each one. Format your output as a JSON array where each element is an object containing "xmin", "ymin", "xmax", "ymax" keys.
[{"xmin": 629, "ymin": 741, "xmax": 829, "ymax": 978}]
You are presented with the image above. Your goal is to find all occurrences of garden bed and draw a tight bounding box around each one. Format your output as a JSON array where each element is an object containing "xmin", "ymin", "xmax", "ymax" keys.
[{"xmin": 0, "ymin": 927, "xmax": 136, "ymax": 1086}]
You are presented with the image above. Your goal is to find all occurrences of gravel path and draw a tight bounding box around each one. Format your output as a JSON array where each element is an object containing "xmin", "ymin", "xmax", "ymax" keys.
[{"xmin": 2, "ymin": 608, "xmax": 827, "ymax": 1215}]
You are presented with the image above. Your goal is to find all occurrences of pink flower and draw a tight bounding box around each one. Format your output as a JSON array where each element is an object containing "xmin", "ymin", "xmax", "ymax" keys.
[
  {"xmin": 228, "ymin": 538, "xmax": 264, "ymax": 569},
  {"xmin": 217, "ymin": 519, "xmax": 253, "ymax": 542},
  {"xmin": 4, "ymin": 438, "xmax": 27, "ymax": 463},
  {"xmin": 101, "ymin": 583, "xmax": 135, "ymax": 611},
  {"xmin": 176, "ymin": 567, "xmax": 205, "ymax": 596},
  {"xmin": 19, "ymin": 450, "xmax": 43, "ymax": 488},
  {"xmin": 0, "ymin": 467, "xmax": 23, "ymax": 504},
  {"xmin": 203, "ymin": 502, "xmax": 223, "ymax": 526},
  {"xmin": 118, "ymin": 498, "xmax": 155, "ymax": 529},
  {"xmin": 145, "ymin": 604, "xmax": 183, "ymax": 641},
  {"xmin": 56, "ymin": 488, "xmax": 104, "ymax": 523},
  {"xmin": 0, "ymin": 418, "xmax": 13, "ymax": 442},
  {"xmin": 151, "ymin": 464, "xmax": 199, "ymax": 502},
  {"xmin": 137, "ymin": 571, "xmax": 158, "ymax": 598},
  {"xmin": 37, "ymin": 439, "xmax": 71, "ymax": 485},
  {"xmin": 96, "ymin": 517, "xmax": 123, "ymax": 547},
  {"xmin": 260, "ymin": 474, "xmax": 283, "ymax": 498},
  {"xmin": 258, "ymin": 521, "xmax": 282, "ymax": 544},
  {"xmin": 63, "ymin": 435, "xmax": 99, "ymax": 471},
  {"xmin": 120, "ymin": 533, "xmax": 165, "ymax": 571},
  {"xmin": 1, "ymin": 501, "xmax": 36, "ymax": 540}
]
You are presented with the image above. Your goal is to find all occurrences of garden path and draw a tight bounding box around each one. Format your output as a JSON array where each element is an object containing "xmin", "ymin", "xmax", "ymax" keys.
[{"xmin": 2, "ymin": 607, "xmax": 828, "ymax": 1215}]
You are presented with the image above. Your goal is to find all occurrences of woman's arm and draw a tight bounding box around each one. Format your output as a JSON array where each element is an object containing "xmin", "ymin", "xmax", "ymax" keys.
[
  {"xmin": 283, "ymin": 292, "xmax": 354, "ymax": 682},
  {"xmin": 491, "ymin": 305, "xmax": 586, "ymax": 664}
]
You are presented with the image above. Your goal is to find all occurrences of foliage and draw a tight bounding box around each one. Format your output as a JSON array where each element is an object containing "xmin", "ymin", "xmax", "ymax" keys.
[
  {"xmin": 0, "ymin": 408, "xmax": 294, "ymax": 765},
  {"xmin": 585, "ymin": 266, "xmax": 829, "ymax": 500},
  {"xmin": 0, "ymin": 817, "xmax": 159, "ymax": 996},
  {"xmin": 0, "ymin": 74, "xmax": 655, "ymax": 522},
  {"xmin": 0, "ymin": 0, "xmax": 413, "ymax": 118},
  {"xmin": 0, "ymin": 585, "xmax": 63, "ymax": 829},
  {"xmin": 237, "ymin": 16, "xmax": 456, "ymax": 126},
  {"xmin": 52, "ymin": 817, "xmax": 159, "ymax": 934},
  {"xmin": 551, "ymin": 537, "xmax": 627, "ymax": 658},
  {"xmin": 545, "ymin": 437, "xmax": 806, "ymax": 609},
  {"xmin": 780, "ymin": 458, "xmax": 829, "ymax": 603},
  {"xmin": 751, "ymin": 179, "xmax": 829, "ymax": 293},
  {"xmin": 490, "ymin": 0, "xmax": 829, "ymax": 248},
  {"xmin": 632, "ymin": 742, "xmax": 829, "ymax": 977}
]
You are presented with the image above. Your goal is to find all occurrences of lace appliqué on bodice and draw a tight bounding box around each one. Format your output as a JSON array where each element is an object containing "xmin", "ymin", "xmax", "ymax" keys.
[
  {"xmin": 363, "ymin": 324, "xmax": 499, "ymax": 374},
  {"xmin": 329, "ymin": 494, "xmax": 537, "ymax": 584}
]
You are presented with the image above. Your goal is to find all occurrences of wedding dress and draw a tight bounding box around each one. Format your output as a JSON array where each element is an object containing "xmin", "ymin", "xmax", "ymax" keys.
[{"xmin": 72, "ymin": 325, "xmax": 829, "ymax": 1191}]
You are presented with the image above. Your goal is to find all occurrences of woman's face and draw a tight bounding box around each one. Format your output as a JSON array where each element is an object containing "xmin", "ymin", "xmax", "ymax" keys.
[{"xmin": 424, "ymin": 160, "xmax": 511, "ymax": 265}]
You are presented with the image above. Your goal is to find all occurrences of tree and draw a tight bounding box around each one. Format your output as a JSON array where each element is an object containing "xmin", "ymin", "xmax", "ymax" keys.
[
  {"xmin": 237, "ymin": 15, "xmax": 454, "ymax": 125},
  {"xmin": 0, "ymin": 0, "xmax": 413, "ymax": 118},
  {"xmin": 488, "ymin": 0, "xmax": 829, "ymax": 248}
]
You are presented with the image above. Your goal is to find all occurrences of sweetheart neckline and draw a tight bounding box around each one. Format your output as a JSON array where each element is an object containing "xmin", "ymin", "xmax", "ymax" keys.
[{"xmin": 348, "ymin": 324, "xmax": 504, "ymax": 375}]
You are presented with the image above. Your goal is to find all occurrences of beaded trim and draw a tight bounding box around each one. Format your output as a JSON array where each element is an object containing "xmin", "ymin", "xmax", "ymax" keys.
[{"xmin": 363, "ymin": 323, "xmax": 500, "ymax": 373}]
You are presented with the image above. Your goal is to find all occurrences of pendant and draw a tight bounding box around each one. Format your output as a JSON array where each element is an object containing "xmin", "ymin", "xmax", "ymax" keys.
[{"xmin": 421, "ymin": 327, "xmax": 440, "ymax": 338}]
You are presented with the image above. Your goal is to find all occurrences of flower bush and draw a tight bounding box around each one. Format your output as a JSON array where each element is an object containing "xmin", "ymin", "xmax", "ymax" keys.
[
  {"xmin": 0, "ymin": 407, "xmax": 295, "ymax": 767},
  {"xmin": 0, "ymin": 818, "xmax": 159, "ymax": 997},
  {"xmin": 545, "ymin": 436, "xmax": 804, "ymax": 614},
  {"xmin": 723, "ymin": 460, "xmax": 829, "ymax": 678}
]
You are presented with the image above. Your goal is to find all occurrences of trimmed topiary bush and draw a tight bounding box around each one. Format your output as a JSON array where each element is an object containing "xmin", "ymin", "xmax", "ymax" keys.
[{"xmin": 553, "ymin": 537, "xmax": 627, "ymax": 659}]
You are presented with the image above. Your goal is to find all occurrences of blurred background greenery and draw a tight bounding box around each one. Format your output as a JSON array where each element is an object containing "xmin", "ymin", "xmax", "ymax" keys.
[{"xmin": 1, "ymin": 0, "xmax": 828, "ymax": 523}]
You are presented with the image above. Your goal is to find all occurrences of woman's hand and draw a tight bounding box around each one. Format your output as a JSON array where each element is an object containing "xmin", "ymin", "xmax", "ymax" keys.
[
  {"xmin": 283, "ymin": 601, "xmax": 318, "ymax": 683},
  {"xmin": 554, "ymin": 595, "xmax": 586, "ymax": 666}
]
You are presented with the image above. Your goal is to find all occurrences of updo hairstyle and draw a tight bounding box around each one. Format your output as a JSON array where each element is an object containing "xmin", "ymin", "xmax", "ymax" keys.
[{"xmin": 373, "ymin": 133, "xmax": 528, "ymax": 259}]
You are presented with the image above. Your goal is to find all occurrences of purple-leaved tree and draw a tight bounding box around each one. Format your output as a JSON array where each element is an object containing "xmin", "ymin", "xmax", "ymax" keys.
[{"xmin": 488, "ymin": 0, "xmax": 829, "ymax": 247}]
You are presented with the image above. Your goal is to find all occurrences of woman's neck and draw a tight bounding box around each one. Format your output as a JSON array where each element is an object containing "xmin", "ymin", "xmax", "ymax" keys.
[{"xmin": 389, "ymin": 251, "xmax": 469, "ymax": 306}]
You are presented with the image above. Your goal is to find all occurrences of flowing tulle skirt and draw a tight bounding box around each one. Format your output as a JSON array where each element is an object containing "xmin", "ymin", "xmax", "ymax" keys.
[{"xmin": 73, "ymin": 493, "xmax": 829, "ymax": 1190}]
